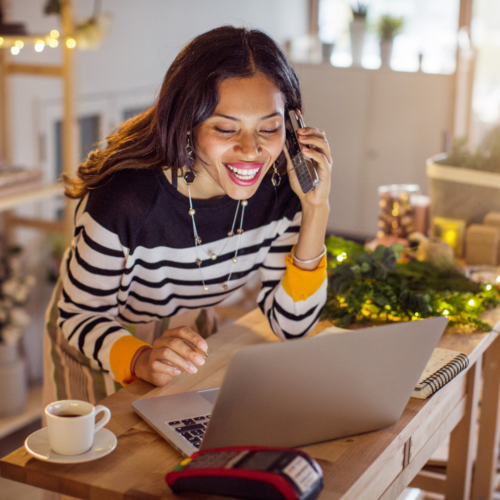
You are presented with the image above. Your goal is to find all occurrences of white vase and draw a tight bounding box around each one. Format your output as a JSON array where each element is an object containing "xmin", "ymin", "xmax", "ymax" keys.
[
  {"xmin": 0, "ymin": 342, "xmax": 27, "ymax": 417},
  {"xmin": 321, "ymin": 43, "xmax": 334, "ymax": 64},
  {"xmin": 380, "ymin": 39, "xmax": 393, "ymax": 68},
  {"xmin": 349, "ymin": 18, "xmax": 366, "ymax": 67}
]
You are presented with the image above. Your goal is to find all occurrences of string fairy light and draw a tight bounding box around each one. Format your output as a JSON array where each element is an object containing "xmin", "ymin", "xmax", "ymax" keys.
[
  {"xmin": 0, "ymin": 28, "xmax": 79, "ymax": 53},
  {"xmin": 34, "ymin": 40, "xmax": 45, "ymax": 52}
]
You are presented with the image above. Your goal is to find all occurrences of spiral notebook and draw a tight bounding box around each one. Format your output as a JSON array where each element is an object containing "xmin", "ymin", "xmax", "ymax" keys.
[{"xmin": 411, "ymin": 348, "xmax": 469, "ymax": 399}]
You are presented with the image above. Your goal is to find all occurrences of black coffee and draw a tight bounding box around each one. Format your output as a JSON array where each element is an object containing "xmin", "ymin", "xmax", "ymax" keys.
[{"xmin": 58, "ymin": 413, "xmax": 83, "ymax": 418}]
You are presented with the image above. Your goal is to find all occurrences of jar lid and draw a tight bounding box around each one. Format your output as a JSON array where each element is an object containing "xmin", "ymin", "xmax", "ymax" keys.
[{"xmin": 378, "ymin": 184, "xmax": 420, "ymax": 195}]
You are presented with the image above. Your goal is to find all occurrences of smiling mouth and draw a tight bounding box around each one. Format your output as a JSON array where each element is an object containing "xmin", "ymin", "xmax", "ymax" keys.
[{"xmin": 224, "ymin": 164, "xmax": 262, "ymax": 181}]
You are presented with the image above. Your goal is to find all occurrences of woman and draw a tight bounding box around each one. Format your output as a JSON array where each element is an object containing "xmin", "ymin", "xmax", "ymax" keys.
[{"xmin": 43, "ymin": 26, "xmax": 332, "ymax": 406}]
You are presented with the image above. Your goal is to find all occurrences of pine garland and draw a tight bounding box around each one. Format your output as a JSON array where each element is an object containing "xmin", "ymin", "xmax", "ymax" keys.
[{"xmin": 321, "ymin": 236, "xmax": 499, "ymax": 332}]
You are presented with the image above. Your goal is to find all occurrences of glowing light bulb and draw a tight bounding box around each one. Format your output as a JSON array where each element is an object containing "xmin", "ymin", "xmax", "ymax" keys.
[
  {"xmin": 468, "ymin": 299, "xmax": 475, "ymax": 306},
  {"xmin": 15, "ymin": 40, "xmax": 24, "ymax": 48},
  {"xmin": 50, "ymin": 30, "xmax": 60, "ymax": 38},
  {"xmin": 35, "ymin": 40, "xmax": 45, "ymax": 52},
  {"xmin": 10, "ymin": 46, "xmax": 20, "ymax": 55},
  {"xmin": 66, "ymin": 38, "xmax": 77, "ymax": 49},
  {"xmin": 48, "ymin": 39, "xmax": 59, "ymax": 48},
  {"xmin": 443, "ymin": 310, "xmax": 449, "ymax": 316},
  {"xmin": 336, "ymin": 255, "xmax": 344, "ymax": 262},
  {"xmin": 486, "ymin": 284, "xmax": 492, "ymax": 290},
  {"xmin": 0, "ymin": 37, "xmax": 4, "ymax": 46}
]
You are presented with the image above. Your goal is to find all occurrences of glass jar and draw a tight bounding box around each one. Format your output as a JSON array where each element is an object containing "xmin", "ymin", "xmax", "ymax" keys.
[{"xmin": 377, "ymin": 184, "xmax": 420, "ymax": 239}]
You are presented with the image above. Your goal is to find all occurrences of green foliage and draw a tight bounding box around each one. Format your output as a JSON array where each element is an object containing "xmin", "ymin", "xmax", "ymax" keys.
[
  {"xmin": 44, "ymin": 0, "xmax": 61, "ymax": 16},
  {"xmin": 437, "ymin": 126, "xmax": 500, "ymax": 173},
  {"xmin": 322, "ymin": 236, "xmax": 498, "ymax": 332},
  {"xmin": 377, "ymin": 15, "xmax": 404, "ymax": 41},
  {"xmin": 351, "ymin": 2, "xmax": 369, "ymax": 19}
]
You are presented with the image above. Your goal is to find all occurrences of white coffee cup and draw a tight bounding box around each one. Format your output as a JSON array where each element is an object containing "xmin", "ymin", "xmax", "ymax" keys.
[{"xmin": 45, "ymin": 400, "xmax": 111, "ymax": 456}]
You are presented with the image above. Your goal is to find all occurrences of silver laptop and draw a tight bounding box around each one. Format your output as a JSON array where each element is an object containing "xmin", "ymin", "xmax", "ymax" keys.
[{"xmin": 133, "ymin": 316, "xmax": 448, "ymax": 456}]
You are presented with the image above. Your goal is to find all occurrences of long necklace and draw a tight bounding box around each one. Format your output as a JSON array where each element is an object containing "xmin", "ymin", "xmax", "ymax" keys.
[{"xmin": 186, "ymin": 182, "xmax": 248, "ymax": 292}]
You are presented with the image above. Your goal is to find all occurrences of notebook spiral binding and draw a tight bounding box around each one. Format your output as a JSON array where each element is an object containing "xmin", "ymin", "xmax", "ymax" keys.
[{"xmin": 419, "ymin": 353, "xmax": 469, "ymax": 395}]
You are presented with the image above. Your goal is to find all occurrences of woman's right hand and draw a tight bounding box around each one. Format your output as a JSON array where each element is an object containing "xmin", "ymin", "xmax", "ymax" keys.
[{"xmin": 133, "ymin": 326, "xmax": 208, "ymax": 386}]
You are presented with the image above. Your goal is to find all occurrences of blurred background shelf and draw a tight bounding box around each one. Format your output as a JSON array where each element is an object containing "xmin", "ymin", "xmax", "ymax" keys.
[
  {"xmin": 0, "ymin": 384, "xmax": 42, "ymax": 440},
  {"xmin": 0, "ymin": 183, "xmax": 63, "ymax": 213}
]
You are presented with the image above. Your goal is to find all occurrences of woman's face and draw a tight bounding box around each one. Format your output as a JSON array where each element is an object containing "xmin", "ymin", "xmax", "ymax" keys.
[{"xmin": 193, "ymin": 72, "xmax": 286, "ymax": 200}]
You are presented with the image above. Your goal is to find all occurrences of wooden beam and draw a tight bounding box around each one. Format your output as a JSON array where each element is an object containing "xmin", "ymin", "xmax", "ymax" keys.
[
  {"xmin": 445, "ymin": 356, "xmax": 482, "ymax": 498},
  {"xmin": 451, "ymin": 0, "xmax": 475, "ymax": 139},
  {"xmin": 61, "ymin": 0, "xmax": 79, "ymax": 247},
  {"xmin": 0, "ymin": 49, "xmax": 10, "ymax": 164},
  {"xmin": 5, "ymin": 215, "xmax": 64, "ymax": 233},
  {"xmin": 472, "ymin": 335, "xmax": 500, "ymax": 499},
  {"xmin": 409, "ymin": 470, "xmax": 446, "ymax": 495},
  {"xmin": 309, "ymin": 0, "xmax": 319, "ymax": 39},
  {"xmin": 379, "ymin": 396, "xmax": 466, "ymax": 499},
  {"xmin": 4, "ymin": 63, "xmax": 63, "ymax": 77},
  {"xmin": 459, "ymin": 0, "xmax": 474, "ymax": 28},
  {"xmin": 0, "ymin": 184, "xmax": 64, "ymax": 213}
]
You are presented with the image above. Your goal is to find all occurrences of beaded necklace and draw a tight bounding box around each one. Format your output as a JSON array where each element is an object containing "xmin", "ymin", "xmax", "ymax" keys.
[{"xmin": 184, "ymin": 171, "xmax": 247, "ymax": 292}]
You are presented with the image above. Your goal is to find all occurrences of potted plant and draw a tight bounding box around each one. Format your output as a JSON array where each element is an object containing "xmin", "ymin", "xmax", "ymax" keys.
[
  {"xmin": 0, "ymin": 248, "xmax": 35, "ymax": 417},
  {"xmin": 377, "ymin": 15, "xmax": 404, "ymax": 68},
  {"xmin": 427, "ymin": 127, "xmax": 500, "ymax": 225},
  {"xmin": 350, "ymin": 2, "xmax": 368, "ymax": 67}
]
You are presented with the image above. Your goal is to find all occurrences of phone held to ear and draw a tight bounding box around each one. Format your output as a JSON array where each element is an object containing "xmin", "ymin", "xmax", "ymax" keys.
[
  {"xmin": 166, "ymin": 446, "xmax": 324, "ymax": 500},
  {"xmin": 285, "ymin": 109, "xmax": 319, "ymax": 194}
]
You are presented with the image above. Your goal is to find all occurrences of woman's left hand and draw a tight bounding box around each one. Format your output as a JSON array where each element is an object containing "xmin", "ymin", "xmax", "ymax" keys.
[{"xmin": 284, "ymin": 109, "xmax": 332, "ymax": 210}]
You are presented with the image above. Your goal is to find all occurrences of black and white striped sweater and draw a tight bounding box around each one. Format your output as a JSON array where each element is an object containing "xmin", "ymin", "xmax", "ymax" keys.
[{"xmin": 57, "ymin": 168, "xmax": 327, "ymax": 384}]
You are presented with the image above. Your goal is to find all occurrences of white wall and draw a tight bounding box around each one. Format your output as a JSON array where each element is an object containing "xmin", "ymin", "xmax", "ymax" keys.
[
  {"xmin": 3, "ymin": 0, "xmax": 309, "ymax": 382},
  {"xmin": 295, "ymin": 64, "xmax": 454, "ymax": 237}
]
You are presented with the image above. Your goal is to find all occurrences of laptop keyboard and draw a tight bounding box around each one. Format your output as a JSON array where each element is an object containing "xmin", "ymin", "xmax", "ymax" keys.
[{"xmin": 168, "ymin": 415, "xmax": 210, "ymax": 449}]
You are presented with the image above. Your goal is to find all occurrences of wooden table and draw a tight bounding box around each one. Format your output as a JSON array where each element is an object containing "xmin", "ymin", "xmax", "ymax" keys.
[{"xmin": 2, "ymin": 308, "xmax": 500, "ymax": 500}]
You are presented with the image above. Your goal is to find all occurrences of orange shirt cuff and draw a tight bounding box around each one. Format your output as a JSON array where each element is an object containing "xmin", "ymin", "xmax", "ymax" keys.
[
  {"xmin": 109, "ymin": 335, "xmax": 151, "ymax": 386},
  {"xmin": 282, "ymin": 246, "xmax": 327, "ymax": 302}
]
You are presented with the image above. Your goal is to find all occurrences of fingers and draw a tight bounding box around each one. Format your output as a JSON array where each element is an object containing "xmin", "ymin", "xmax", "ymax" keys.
[
  {"xmin": 150, "ymin": 355, "xmax": 182, "ymax": 376},
  {"xmin": 163, "ymin": 326, "xmax": 208, "ymax": 354},
  {"xmin": 152, "ymin": 327, "xmax": 208, "ymax": 375},
  {"xmin": 154, "ymin": 343, "xmax": 201, "ymax": 374},
  {"xmin": 300, "ymin": 147, "xmax": 330, "ymax": 173},
  {"xmin": 297, "ymin": 129, "xmax": 331, "ymax": 164}
]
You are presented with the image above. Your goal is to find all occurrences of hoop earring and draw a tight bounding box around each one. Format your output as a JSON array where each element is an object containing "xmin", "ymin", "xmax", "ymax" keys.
[{"xmin": 271, "ymin": 161, "xmax": 281, "ymax": 187}]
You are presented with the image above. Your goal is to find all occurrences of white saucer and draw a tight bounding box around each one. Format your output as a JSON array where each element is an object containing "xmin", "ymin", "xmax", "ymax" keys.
[{"xmin": 25, "ymin": 427, "xmax": 117, "ymax": 464}]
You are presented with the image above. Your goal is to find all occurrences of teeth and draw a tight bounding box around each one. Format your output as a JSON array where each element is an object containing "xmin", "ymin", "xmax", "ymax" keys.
[{"xmin": 225, "ymin": 164, "xmax": 260, "ymax": 179}]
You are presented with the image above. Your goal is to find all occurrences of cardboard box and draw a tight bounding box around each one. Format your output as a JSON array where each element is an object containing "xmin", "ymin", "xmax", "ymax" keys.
[{"xmin": 465, "ymin": 224, "xmax": 500, "ymax": 266}]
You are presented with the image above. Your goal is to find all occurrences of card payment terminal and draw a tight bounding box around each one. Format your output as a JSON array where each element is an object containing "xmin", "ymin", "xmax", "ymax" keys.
[{"xmin": 166, "ymin": 446, "xmax": 324, "ymax": 500}]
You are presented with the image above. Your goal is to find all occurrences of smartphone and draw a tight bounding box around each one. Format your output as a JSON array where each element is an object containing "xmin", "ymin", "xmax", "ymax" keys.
[{"xmin": 285, "ymin": 109, "xmax": 319, "ymax": 193}]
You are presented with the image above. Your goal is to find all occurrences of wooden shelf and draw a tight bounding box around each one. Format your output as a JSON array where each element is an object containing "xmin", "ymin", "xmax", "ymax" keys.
[
  {"xmin": 0, "ymin": 385, "xmax": 42, "ymax": 440},
  {"xmin": 0, "ymin": 183, "xmax": 63, "ymax": 213}
]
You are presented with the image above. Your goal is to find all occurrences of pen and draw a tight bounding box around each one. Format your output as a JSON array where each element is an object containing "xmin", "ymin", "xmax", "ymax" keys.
[{"xmin": 182, "ymin": 339, "xmax": 208, "ymax": 359}]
